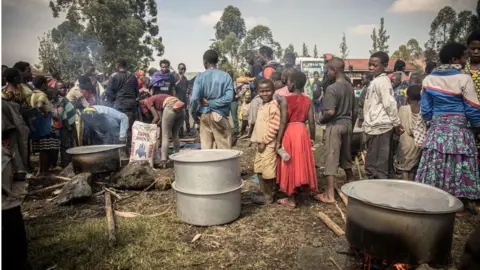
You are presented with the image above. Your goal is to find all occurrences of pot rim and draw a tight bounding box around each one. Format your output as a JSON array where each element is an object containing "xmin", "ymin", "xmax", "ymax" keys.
[
  {"xmin": 169, "ymin": 149, "xmax": 243, "ymax": 163},
  {"xmin": 342, "ymin": 180, "xmax": 464, "ymax": 214},
  {"xmin": 67, "ymin": 144, "xmax": 125, "ymax": 155},
  {"xmin": 172, "ymin": 179, "xmax": 245, "ymax": 195}
]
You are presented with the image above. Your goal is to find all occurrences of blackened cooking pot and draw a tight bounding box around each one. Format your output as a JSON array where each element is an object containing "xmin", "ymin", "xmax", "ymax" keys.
[
  {"xmin": 66, "ymin": 144, "xmax": 125, "ymax": 174},
  {"xmin": 341, "ymin": 180, "xmax": 463, "ymax": 266}
]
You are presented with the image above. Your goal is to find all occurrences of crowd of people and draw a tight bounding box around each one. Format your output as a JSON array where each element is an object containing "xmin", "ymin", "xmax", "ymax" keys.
[{"xmin": 2, "ymin": 27, "xmax": 480, "ymax": 269}]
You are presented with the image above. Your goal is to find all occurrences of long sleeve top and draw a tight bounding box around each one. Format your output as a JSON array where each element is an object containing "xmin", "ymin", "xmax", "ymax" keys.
[
  {"xmin": 93, "ymin": 105, "xmax": 129, "ymax": 140},
  {"xmin": 421, "ymin": 68, "xmax": 480, "ymax": 127},
  {"xmin": 189, "ymin": 69, "xmax": 234, "ymax": 121},
  {"xmin": 363, "ymin": 73, "xmax": 401, "ymax": 135},
  {"xmin": 250, "ymin": 100, "xmax": 281, "ymax": 147}
]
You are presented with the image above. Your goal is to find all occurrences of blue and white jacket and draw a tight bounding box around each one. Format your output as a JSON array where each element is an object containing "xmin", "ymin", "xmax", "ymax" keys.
[{"xmin": 421, "ymin": 68, "xmax": 480, "ymax": 127}]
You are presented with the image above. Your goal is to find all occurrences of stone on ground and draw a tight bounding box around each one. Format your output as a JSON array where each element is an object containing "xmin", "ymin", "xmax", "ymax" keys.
[
  {"xmin": 155, "ymin": 176, "xmax": 172, "ymax": 191},
  {"xmin": 57, "ymin": 173, "xmax": 93, "ymax": 205},
  {"xmin": 111, "ymin": 161, "xmax": 155, "ymax": 190},
  {"xmin": 58, "ymin": 163, "xmax": 75, "ymax": 178}
]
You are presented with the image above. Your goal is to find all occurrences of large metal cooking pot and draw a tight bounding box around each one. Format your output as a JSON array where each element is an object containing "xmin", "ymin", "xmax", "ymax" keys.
[
  {"xmin": 172, "ymin": 180, "xmax": 244, "ymax": 226},
  {"xmin": 341, "ymin": 180, "xmax": 463, "ymax": 266},
  {"xmin": 169, "ymin": 149, "xmax": 243, "ymax": 193},
  {"xmin": 66, "ymin": 144, "xmax": 125, "ymax": 174}
]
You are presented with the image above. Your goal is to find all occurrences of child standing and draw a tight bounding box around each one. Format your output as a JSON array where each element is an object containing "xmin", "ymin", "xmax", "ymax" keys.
[
  {"xmin": 363, "ymin": 51, "xmax": 404, "ymax": 179},
  {"xmin": 276, "ymin": 71, "xmax": 317, "ymax": 209},
  {"xmin": 395, "ymin": 85, "xmax": 423, "ymax": 180},
  {"xmin": 250, "ymin": 79, "xmax": 281, "ymax": 204}
]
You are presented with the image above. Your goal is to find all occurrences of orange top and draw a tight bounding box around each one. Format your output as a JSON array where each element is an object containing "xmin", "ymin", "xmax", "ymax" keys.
[{"xmin": 263, "ymin": 67, "xmax": 276, "ymax": 80}]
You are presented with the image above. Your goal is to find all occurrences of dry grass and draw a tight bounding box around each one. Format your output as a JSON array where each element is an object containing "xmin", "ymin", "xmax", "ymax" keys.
[{"xmin": 23, "ymin": 128, "xmax": 479, "ymax": 269}]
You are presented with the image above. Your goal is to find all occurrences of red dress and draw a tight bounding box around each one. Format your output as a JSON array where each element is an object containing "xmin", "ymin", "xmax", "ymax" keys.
[{"xmin": 277, "ymin": 95, "xmax": 317, "ymax": 196}]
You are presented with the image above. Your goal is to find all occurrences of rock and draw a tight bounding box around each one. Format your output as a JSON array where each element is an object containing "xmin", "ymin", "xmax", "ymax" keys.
[
  {"xmin": 155, "ymin": 176, "xmax": 172, "ymax": 191},
  {"xmin": 57, "ymin": 173, "xmax": 93, "ymax": 205},
  {"xmin": 58, "ymin": 163, "xmax": 75, "ymax": 178},
  {"xmin": 111, "ymin": 161, "xmax": 155, "ymax": 190}
]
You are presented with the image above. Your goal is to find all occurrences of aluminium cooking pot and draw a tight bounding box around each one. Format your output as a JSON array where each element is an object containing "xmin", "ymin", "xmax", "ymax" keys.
[
  {"xmin": 66, "ymin": 144, "xmax": 125, "ymax": 174},
  {"xmin": 341, "ymin": 180, "xmax": 463, "ymax": 266},
  {"xmin": 169, "ymin": 149, "xmax": 243, "ymax": 193}
]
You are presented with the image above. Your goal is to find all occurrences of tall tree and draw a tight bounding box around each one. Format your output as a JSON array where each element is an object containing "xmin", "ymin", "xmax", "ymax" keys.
[
  {"xmin": 377, "ymin": 17, "xmax": 390, "ymax": 53},
  {"xmin": 313, "ymin": 45, "xmax": 319, "ymax": 58},
  {"xmin": 284, "ymin": 44, "xmax": 297, "ymax": 57},
  {"xmin": 214, "ymin": 5, "xmax": 246, "ymax": 40},
  {"xmin": 425, "ymin": 6, "xmax": 457, "ymax": 62},
  {"xmin": 48, "ymin": 0, "xmax": 164, "ymax": 73},
  {"xmin": 302, "ymin": 43, "xmax": 309, "ymax": 57},
  {"xmin": 369, "ymin": 28, "xmax": 378, "ymax": 55},
  {"xmin": 472, "ymin": 0, "xmax": 480, "ymax": 32},
  {"xmin": 450, "ymin": 10, "xmax": 475, "ymax": 44},
  {"xmin": 239, "ymin": 25, "xmax": 282, "ymax": 61},
  {"xmin": 339, "ymin": 33, "xmax": 349, "ymax": 59},
  {"xmin": 391, "ymin": 39, "xmax": 423, "ymax": 62}
]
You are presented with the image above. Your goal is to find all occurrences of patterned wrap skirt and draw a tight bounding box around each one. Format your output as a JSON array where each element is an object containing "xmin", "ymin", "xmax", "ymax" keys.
[{"xmin": 414, "ymin": 115, "xmax": 480, "ymax": 199}]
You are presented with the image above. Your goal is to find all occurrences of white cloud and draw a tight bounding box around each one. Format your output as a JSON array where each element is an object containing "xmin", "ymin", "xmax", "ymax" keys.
[
  {"xmin": 389, "ymin": 0, "xmax": 476, "ymax": 14},
  {"xmin": 348, "ymin": 24, "xmax": 377, "ymax": 36},
  {"xmin": 245, "ymin": 16, "xmax": 270, "ymax": 28},
  {"xmin": 198, "ymin": 10, "xmax": 222, "ymax": 27},
  {"xmin": 250, "ymin": 0, "xmax": 274, "ymax": 3}
]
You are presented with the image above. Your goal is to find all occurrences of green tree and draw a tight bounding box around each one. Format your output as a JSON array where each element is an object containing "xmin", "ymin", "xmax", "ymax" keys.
[
  {"xmin": 302, "ymin": 43, "xmax": 309, "ymax": 57},
  {"xmin": 472, "ymin": 0, "xmax": 480, "ymax": 32},
  {"xmin": 210, "ymin": 33, "xmax": 241, "ymax": 68},
  {"xmin": 450, "ymin": 10, "xmax": 475, "ymax": 43},
  {"xmin": 369, "ymin": 28, "xmax": 378, "ymax": 55},
  {"xmin": 214, "ymin": 5, "xmax": 246, "ymax": 40},
  {"xmin": 239, "ymin": 25, "xmax": 282, "ymax": 60},
  {"xmin": 392, "ymin": 39, "xmax": 423, "ymax": 62},
  {"xmin": 377, "ymin": 18, "xmax": 390, "ymax": 53},
  {"xmin": 313, "ymin": 45, "xmax": 318, "ymax": 58},
  {"xmin": 284, "ymin": 44, "xmax": 296, "ymax": 57},
  {"xmin": 48, "ymin": 0, "xmax": 164, "ymax": 73},
  {"xmin": 339, "ymin": 33, "xmax": 349, "ymax": 59},
  {"xmin": 425, "ymin": 6, "xmax": 457, "ymax": 62}
]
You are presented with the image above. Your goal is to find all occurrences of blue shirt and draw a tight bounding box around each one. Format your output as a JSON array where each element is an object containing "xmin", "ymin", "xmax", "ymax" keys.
[
  {"xmin": 189, "ymin": 69, "xmax": 234, "ymax": 121},
  {"xmin": 93, "ymin": 105, "xmax": 129, "ymax": 140},
  {"xmin": 421, "ymin": 68, "xmax": 480, "ymax": 127}
]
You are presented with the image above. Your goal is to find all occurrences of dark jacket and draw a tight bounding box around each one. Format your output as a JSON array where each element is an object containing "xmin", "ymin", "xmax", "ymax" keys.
[
  {"xmin": 105, "ymin": 71, "xmax": 139, "ymax": 110},
  {"xmin": 2, "ymin": 100, "xmax": 29, "ymax": 173}
]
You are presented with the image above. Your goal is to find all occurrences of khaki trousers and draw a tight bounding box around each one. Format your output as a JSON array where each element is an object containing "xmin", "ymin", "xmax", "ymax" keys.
[{"xmin": 199, "ymin": 113, "xmax": 232, "ymax": 149}]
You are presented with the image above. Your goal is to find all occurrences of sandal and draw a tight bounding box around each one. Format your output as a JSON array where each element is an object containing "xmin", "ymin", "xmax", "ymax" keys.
[
  {"xmin": 314, "ymin": 193, "xmax": 336, "ymax": 204},
  {"xmin": 277, "ymin": 198, "xmax": 296, "ymax": 209}
]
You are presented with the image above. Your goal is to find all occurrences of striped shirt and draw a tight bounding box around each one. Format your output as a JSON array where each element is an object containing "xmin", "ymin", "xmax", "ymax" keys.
[{"xmin": 251, "ymin": 99, "xmax": 281, "ymax": 147}]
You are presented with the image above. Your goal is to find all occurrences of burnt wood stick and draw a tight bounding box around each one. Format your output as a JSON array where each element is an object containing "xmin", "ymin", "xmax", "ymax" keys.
[
  {"xmin": 105, "ymin": 192, "xmax": 117, "ymax": 246},
  {"xmin": 27, "ymin": 183, "xmax": 67, "ymax": 195},
  {"xmin": 316, "ymin": 212, "xmax": 345, "ymax": 237}
]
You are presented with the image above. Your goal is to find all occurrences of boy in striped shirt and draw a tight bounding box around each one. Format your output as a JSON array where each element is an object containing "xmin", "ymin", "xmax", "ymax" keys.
[{"xmin": 250, "ymin": 78, "xmax": 281, "ymax": 204}]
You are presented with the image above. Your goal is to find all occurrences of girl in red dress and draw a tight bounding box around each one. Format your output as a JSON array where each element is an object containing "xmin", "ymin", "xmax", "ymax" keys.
[{"xmin": 276, "ymin": 71, "xmax": 317, "ymax": 208}]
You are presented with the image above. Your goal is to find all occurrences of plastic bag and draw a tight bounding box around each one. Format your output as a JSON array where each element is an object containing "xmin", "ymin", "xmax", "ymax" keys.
[{"xmin": 130, "ymin": 121, "xmax": 160, "ymax": 166}]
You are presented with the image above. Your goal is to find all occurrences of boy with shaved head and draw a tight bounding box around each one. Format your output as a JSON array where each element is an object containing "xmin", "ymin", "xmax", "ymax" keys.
[{"xmin": 315, "ymin": 57, "xmax": 357, "ymax": 204}]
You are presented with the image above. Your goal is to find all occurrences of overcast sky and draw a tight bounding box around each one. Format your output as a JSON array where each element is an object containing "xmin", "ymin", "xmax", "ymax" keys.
[{"xmin": 2, "ymin": 0, "xmax": 476, "ymax": 72}]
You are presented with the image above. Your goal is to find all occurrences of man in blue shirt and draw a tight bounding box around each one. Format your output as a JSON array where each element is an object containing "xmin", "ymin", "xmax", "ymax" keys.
[{"xmin": 190, "ymin": 50, "xmax": 234, "ymax": 149}]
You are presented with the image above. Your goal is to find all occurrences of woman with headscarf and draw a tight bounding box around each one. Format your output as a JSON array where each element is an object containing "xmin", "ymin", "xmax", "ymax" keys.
[
  {"xmin": 30, "ymin": 76, "xmax": 60, "ymax": 175},
  {"xmin": 415, "ymin": 43, "xmax": 480, "ymax": 216}
]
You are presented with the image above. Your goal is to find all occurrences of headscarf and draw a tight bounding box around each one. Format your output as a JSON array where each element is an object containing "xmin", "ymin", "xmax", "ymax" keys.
[
  {"xmin": 135, "ymin": 70, "xmax": 145, "ymax": 88},
  {"xmin": 150, "ymin": 70, "xmax": 172, "ymax": 88}
]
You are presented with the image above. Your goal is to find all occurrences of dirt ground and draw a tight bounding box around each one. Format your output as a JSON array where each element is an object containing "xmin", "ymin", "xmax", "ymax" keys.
[{"xmin": 23, "ymin": 133, "xmax": 479, "ymax": 270}]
